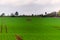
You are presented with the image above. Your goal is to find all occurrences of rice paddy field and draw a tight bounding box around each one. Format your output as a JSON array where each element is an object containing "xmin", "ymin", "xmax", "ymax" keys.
[{"xmin": 0, "ymin": 17, "xmax": 60, "ymax": 40}]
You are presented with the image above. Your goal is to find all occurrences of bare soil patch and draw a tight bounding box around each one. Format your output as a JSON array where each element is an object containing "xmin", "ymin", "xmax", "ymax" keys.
[{"xmin": 15, "ymin": 34, "xmax": 23, "ymax": 40}]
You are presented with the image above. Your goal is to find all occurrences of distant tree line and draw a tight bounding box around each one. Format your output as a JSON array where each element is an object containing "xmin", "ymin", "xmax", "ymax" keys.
[
  {"xmin": 0, "ymin": 11, "xmax": 19, "ymax": 17},
  {"xmin": 0, "ymin": 11, "xmax": 44, "ymax": 17},
  {"xmin": 42, "ymin": 11, "xmax": 60, "ymax": 17},
  {"xmin": 1, "ymin": 10, "xmax": 60, "ymax": 17}
]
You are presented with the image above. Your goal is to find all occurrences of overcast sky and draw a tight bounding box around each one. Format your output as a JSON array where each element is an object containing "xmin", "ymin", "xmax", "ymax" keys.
[{"xmin": 0, "ymin": 0, "xmax": 60, "ymax": 15}]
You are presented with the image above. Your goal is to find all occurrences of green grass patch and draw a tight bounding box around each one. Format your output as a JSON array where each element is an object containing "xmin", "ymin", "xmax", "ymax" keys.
[{"xmin": 0, "ymin": 17, "xmax": 60, "ymax": 40}]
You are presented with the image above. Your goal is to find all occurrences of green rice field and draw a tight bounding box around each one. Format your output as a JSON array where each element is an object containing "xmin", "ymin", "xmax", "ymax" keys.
[{"xmin": 0, "ymin": 17, "xmax": 60, "ymax": 40}]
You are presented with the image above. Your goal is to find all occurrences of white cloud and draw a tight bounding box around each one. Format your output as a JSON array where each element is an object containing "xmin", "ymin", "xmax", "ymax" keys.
[
  {"xmin": 0, "ymin": 0, "xmax": 60, "ymax": 6},
  {"xmin": 0, "ymin": 0, "xmax": 33, "ymax": 6},
  {"xmin": 51, "ymin": 0, "xmax": 60, "ymax": 4},
  {"xmin": 33, "ymin": 0, "xmax": 60, "ymax": 5},
  {"xmin": 0, "ymin": 0, "xmax": 60, "ymax": 15},
  {"xmin": 34, "ymin": 0, "xmax": 51, "ymax": 5}
]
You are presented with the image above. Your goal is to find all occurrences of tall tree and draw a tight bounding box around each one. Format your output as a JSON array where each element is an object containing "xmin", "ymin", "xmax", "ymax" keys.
[
  {"xmin": 1, "ymin": 13, "xmax": 5, "ymax": 16},
  {"xmin": 45, "ymin": 12, "xmax": 47, "ymax": 15},
  {"xmin": 15, "ymin": 11, "xmax": 19, "ymax": 16},
  {"xmin": 11, "ymin": 13, "xmax": 15, "ymax": 17}
]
